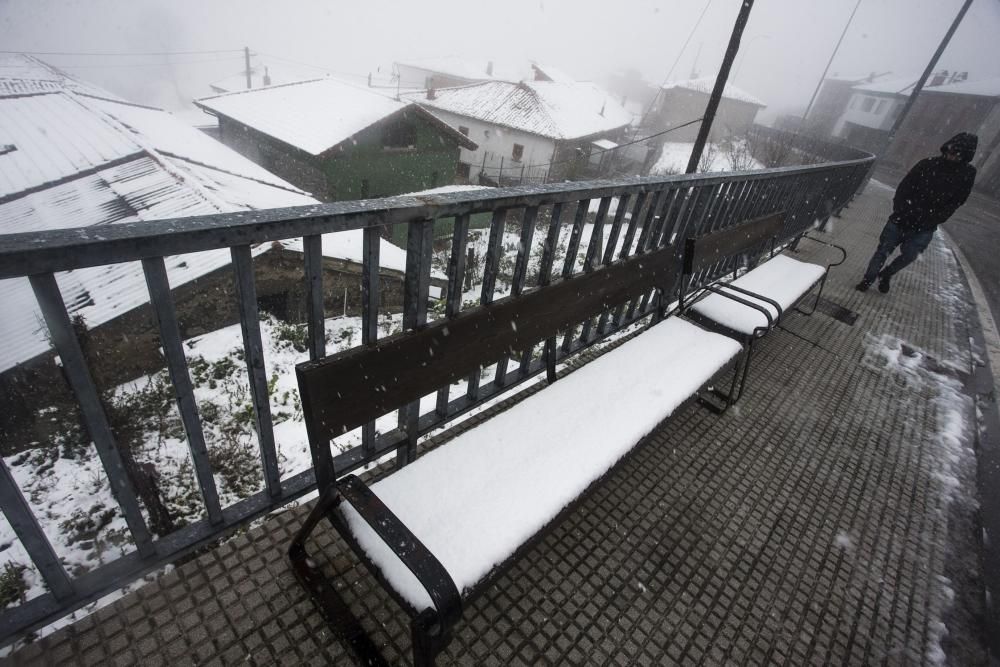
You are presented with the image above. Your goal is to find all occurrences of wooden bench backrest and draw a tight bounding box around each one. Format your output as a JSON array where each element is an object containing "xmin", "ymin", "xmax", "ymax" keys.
[
  {"xmin": 297, "ymin": 243, "xmax": 681, "ymax": 443},
  {"xmin": 683, "ymin": 211, "xmax": 785, "ymax": 275}
]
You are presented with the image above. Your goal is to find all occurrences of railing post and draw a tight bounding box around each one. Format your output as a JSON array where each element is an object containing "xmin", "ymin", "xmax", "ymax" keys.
[
  {"xmin": 142, "ymin": 257, "xmax": 224, "ymax": 526},
  {"xmin": 398, "ymin": 219, "xmax": 433, "ymax": 466},
  {"xmin": 0, "ymin": 459, "xmax": 74, "ymax": 601},
  {"xmin": 28, "ymin": 273, "xmax": 155, "ymax": 557},
  {"xmin": 230, "ymin": 246, "xmax": 282, "ymax": 498}
]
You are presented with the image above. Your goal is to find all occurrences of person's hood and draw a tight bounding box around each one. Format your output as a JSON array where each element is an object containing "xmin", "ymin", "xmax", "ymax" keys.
[{"xmin": 940, "ymin": 132, "xmax": 978, "ymax": 163}]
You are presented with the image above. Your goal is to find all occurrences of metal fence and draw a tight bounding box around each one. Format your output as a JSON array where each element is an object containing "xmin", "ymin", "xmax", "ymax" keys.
[{"xmin": 0, "ymin": 136, "xmax": 873, "ymax": 645}]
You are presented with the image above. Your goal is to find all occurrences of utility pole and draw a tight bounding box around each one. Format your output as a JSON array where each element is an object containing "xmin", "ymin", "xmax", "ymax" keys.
[
  {"xmin": 877, "ymin": 0, "xmax": 974, "ymax": 160},
  {"xmin": 686, "ymin": 0, "xmax": 756, "ymax": 174},
  {"xmin": 801, "ymin": 0, "xmax": 863, "ymax": 128},
  {"xmin": 244, "ymin": 46, "xmax": 252, "ymax": 90}
]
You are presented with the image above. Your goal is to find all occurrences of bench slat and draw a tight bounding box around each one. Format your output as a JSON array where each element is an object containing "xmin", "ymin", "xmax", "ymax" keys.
[{"xmin": 297, "ymin": 244, "xmax": 681, "ymax": 442}]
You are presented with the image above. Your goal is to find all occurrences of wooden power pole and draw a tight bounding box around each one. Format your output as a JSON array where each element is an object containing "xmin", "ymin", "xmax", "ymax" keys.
[{"xmin": 686, "ymin": 0, "xmax": 756, "ymax": 174}]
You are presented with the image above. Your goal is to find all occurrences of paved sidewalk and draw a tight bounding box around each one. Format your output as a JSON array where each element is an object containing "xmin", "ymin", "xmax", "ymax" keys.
[{"xmin": 8, "ymin": 182, "xmax": 992, "ymax": 665}]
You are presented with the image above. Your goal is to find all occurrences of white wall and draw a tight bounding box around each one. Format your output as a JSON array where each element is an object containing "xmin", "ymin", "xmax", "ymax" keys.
[
  {"xmin": 428, "ymin": 108, "xmax": 556, "ymax": 182},
  {"xmin": 833, "ymin": 92, "xmax": 904, "ymax": 136}
]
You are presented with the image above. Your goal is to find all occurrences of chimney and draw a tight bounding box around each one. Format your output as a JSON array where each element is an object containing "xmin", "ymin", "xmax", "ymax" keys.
[
  {"xmin": 599, "ymin": 101, "xmax": 606, "ymax": 117},
  {"xmin": 426, "ymin": 87, "xmax": 436, "ymax": 100},
  {"xmin": 929, "ymin": 69, "xmax": 949, "ymax": 87},
  {"xmin": 263, "ymin": 66, "xmax": 271, "ymax": 87},
  {"xmin": 486, "ymin": 61, "xmax": 494, "ymax": 77}
]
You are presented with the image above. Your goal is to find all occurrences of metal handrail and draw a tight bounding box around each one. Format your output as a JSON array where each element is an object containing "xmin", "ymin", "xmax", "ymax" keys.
[{"xmin": 0, "ymin": 138, "xmax": 874, "ymax": 645}]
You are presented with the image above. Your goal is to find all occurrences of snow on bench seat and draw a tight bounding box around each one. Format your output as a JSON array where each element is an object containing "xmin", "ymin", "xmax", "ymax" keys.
[
  {"xmin": 340, "ymin": 317, "xmax": 741, "ymax": 612},
  {"xmin": 690, "ymin": 254, "xmax": 826, "ymax": 336}
]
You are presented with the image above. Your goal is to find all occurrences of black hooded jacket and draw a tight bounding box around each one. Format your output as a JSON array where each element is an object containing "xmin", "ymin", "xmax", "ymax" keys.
[{"xmin": 891, "ymin": 132, "xmax": 977, "ymax": 232}]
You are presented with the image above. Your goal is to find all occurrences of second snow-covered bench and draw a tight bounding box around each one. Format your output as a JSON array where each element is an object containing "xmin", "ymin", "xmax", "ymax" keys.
[
  {"xmin": 681, "ymin": 212, "xmax": 845, "ymax": 401},
  {"xmin": 290, "ymin": 242, "xmax": 742, "ymax": 666}
]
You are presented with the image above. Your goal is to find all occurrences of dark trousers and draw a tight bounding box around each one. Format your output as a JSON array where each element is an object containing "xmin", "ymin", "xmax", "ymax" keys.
[{"xmin": 863, "ymin": 220, "xmax": 935, "ymax": 282}]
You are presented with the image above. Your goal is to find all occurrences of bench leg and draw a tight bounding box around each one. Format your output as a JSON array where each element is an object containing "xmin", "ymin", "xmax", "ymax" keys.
[
  {"xmin": 794, "ymin": 273, "xmax": 828, "ymax": 317},
  {"xmin": 412, "ymin": 609, "xmax": 452, "ymax": 667},
  {"xmin": 289, "ymin": 487, "xmax": 392, "ymax": 666}
]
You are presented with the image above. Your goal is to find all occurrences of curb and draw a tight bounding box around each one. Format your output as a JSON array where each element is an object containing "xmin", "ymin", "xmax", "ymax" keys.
[{"xmin": 940, "ymin": 229, "xmax": 1000, "ymax": 665}]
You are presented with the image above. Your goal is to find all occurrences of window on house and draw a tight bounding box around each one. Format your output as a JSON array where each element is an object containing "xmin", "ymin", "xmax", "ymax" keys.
[
  {"xmin": 512, "ymin": 143, "xmax": 524, "ymax": 162},
  {"xmin": 874, "ymin": 100, "xmax": 886, "ymax": 114},
  {"xmin": 861, "ymin": 97, "xmax": 876, "ymax": 112},
  {"xmin": 458, "ymin": 126, "xmax": 470, "ymax": 136},
  {"xmin": 382, "ymin": 120, "xmax": 417, "ymax": 149}
]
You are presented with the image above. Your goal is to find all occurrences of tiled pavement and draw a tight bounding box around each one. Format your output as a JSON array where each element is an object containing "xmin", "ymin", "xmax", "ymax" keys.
[{"xmin": 7, "ymin": 182, "xmax": 992, "ymax": 665}]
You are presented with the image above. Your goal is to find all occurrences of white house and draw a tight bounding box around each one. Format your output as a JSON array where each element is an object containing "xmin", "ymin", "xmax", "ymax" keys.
[{"xmin": 408, "ymin": 80, "xmax": 632, "ymax": 184}]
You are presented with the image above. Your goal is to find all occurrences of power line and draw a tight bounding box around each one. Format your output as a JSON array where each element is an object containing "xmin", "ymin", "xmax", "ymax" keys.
[
  {"xmin": 2, "ymin": 48, "xmax": 244, "ymax": 57},
  {"xmin": 256, "ymin": 52, "xmax": 395, "ymax": 85},
  {"xmin": 53, "ymin": 56, "xmax": 246, "ymax": 70}
]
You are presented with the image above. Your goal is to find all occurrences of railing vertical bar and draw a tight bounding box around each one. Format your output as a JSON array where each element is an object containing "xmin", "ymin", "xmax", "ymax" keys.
[
  {"xmin": 509, "ymin": 206, "xmax": 539, "ymax": 378},
  {"xmin": 0, "ymin": 459, "xmax": 74, "ymax": 600},
  {"xmin": 479, "ymin": 209, "xmax": 508, "ymax": 305},
  {"xmin": 651, "ymin": 187, "xmax": 682, "ymax": 250},
  {"xmin": 560, "ymin": 197, "xmax": 593, "ymax": 351},
  {"xmin": 28, "ymin": 273, "xmax": 155, "ymax": 556},
  {"xmin": 467, "ymin": 209, "xmax": 507, "ymax": 402},
  {"xmin": 303, "ymin": 235, "xmax": 326, "ymax": 361},
  {"xmin": 633, "ymin": 190, "xmax": 664, "ymax": 255},
  {"xmin": 141, "ymin": 257, "xmax": 223, "ymax": 525},
  {"xmin": 638, "ymin": 187, "xmax": 685, "ymax": 313},
  {"xmin": 617, "ymin": 192, "xmax": 648, "ymax": 260},
  {"xmin": 602, "ymin": 193, "xmax": 632, "ymax": 264},
  {"xmin": 230, "ymin": 246, "xmax": 282, "ymax": 498},
  {"xmin": 611, "ymin": 190, "xmax": 658, "ymax": 328},
  {"xmin": 535, "ymin": 202, "xmax": 564, "ymax": 377},
  {"xmin": 583, "ymin": 197, "xmax": 611, "ymax": 271},
  {"xmin": 579, "ymin": 198, "xmax": 612, "ymax": 342},
  {"xmin": 362, "ymin": 226, "xmax": 382, "ymax": 456},
  {"xmin": 560, "ymin": 199, "xmax": 591, "ymax": 278},
  {"xmin": 436, "ymin": 215, "xmax": 470, "ymax": 416},
  {"xmin": 538, "ymin": 203, "xmax": 564, "ymax": 285},
  {"xmin": 399, "ymin": 219, "xmax": 433, "ymax": 466}
]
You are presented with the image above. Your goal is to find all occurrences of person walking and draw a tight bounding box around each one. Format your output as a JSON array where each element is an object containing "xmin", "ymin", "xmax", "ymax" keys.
[{"xmin": 857, "ymin": 132, "xmax": 977, "ymax": 293}]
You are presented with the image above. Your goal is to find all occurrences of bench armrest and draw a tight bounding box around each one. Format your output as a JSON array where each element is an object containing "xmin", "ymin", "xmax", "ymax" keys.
[
  {"xmin": 798, "ymin": 233, "xmax": 847, "ymax": 268},
  {"xmin": 703, "ymin": 283, "xmax": 779, "ymax": 337},
  {"xmin": 337, "ymin": 475, "xmax": 463, "ymax": 627}
]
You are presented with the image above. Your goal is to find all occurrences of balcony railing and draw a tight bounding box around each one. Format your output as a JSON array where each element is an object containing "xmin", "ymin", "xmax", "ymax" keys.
[{"xmin": 0, "ymin": 131, "xmax": 873, "ymax": 645}]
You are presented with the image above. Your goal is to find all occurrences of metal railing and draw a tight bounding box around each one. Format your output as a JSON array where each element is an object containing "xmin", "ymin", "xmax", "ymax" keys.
[{"xmin": 0, "ymin": 137, "xmax": 873, "ymax": 645}]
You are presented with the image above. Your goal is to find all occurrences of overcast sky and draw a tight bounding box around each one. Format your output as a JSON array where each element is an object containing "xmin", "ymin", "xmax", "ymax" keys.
[{"xmin": 2, "ymin": 0, "xmax": 999, "ymax": 122}]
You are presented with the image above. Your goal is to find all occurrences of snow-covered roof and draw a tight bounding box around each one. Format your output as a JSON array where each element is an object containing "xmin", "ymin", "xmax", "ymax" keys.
[
  {"xmin": 661, "ymin": 77, "xmax": 765, "ymax": 107},
  {"xmin": 852, "ymin": 76, "xmax": 917, "ymax": 96},
  {"xmin": 0, "ymin": 61, "xmax": 410, "ymax": 373},
  {"xmin": 396, "ymin": 57, "xmax": 535, "ymax": 84},
  {"xmin": 196, "ymin": 78, "xmax": 412, "ymax": 156},
  {"xmin": 0, "ymin": 53, "xmax": 127, "ymax": 100},
  {"xmin": 0, "ymin": 93, "xmax": 142, "ymax": 197},
  {"xmin": 411, "ymin": 80, "xmax": 631, "ymax": 141},
  {"xmin": 923, "ymin": 76, "xmax": 1000, "ymax": 98},
  {"xmin": 209, "ymin": 62, "xmax": 322, "ymax": 94}
]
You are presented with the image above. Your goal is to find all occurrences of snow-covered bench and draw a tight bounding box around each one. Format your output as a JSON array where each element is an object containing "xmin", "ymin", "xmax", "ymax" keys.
[
  {"xmin": 289, "ymin": 242, "xmax": 743, "ymax": 666},
  {"xmin": 681, "ymin": 212, "xmax": 845, "ymax": 402}
]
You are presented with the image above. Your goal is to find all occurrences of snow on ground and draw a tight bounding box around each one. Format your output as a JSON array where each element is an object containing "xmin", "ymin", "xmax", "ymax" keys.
[
  {"xmin": 861, "ymin": 331, "xmax": 975, "ymax": 666},
  {"xmin": 650, "ymin": 140, "xmax": 764, "ymax": 176}
]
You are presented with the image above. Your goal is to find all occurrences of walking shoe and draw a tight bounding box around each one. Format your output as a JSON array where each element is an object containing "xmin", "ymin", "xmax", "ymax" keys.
[
  {"xmin": 855, "ymin": 278, "xmax": 873, "ymax": 292},
  {"xmin": 878, "ymin": 274, "xmax": 891, "ymax": 293}
]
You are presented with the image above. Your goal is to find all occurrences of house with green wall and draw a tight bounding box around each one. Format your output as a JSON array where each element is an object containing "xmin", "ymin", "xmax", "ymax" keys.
[{"xmin": 195, "ymin": 77, "xmax": 477, "ymax": 205}]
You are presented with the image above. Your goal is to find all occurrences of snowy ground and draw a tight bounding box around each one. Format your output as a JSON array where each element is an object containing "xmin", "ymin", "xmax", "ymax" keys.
[{"xmin": 650, "ymin": 140, "xmax": 764, "ymax": 176}]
